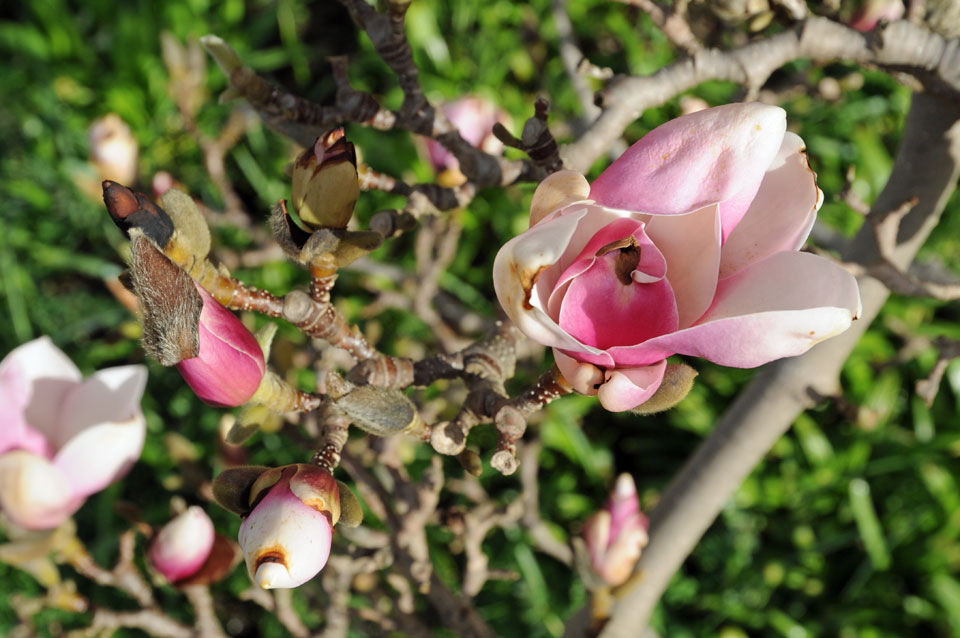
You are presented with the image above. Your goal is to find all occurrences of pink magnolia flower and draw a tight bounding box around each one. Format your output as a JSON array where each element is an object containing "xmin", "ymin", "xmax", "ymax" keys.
[
  {"xmin": 424, "ymin": 97, "xmax": 506, "ymax": 184},
  {"xmin": 149, "ymin": 506, "xmax": 216, "ymax": 583},
  {"xmin": 238, "ymin": 464, "xmax": 340, "ymax": 589},
  {"xmin": 176, "ymin": 284, "xmax": 266, "ymax": 407},
  {"xmin": 849, "ymin": 0, "xmax": 904, "ymax": 32},
  {"xmin": 0, "ymin": 337, "xmax": 146, "ymax": 529},
  {"xmin": 494, "ymin": 103, "xmax": 861, "ymax": 411},
  {"xmin": 582, "ymin": 474, "xmax": 649, "ymax": 587}
]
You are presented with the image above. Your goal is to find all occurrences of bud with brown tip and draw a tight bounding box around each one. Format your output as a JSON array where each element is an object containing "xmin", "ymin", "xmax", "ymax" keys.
[{"xmin": 291, "ymin": 128, "xmax": 359, "ymax": 231}]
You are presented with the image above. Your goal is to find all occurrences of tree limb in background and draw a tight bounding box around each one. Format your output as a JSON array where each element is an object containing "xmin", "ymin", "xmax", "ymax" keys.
[{"xmin": 564, "ymin": 18, "xmax": 960, "ymax": 171}]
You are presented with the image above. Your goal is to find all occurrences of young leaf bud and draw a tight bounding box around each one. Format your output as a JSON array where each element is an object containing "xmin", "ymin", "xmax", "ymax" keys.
[
  {"xmin": 128, "ymin": 231, "xmax": 202, "ymax": 366},
  {"xmin": 102, "ymin": 181, "xmax": 175, "ymax": 247},
  {"xmin": 630, "ymin": 363, "xmax": 698, "ymax": 415},
  {"xmin": 160, "ymin": 188, "xmax": 211, "ymax": 262},
  {"xmin": 291, "ymin": 128, "xmax": 359, "ymax": 230},
  {"xmin": 333, "ymin": 385, "xmax": 421, "ymax": 437}
]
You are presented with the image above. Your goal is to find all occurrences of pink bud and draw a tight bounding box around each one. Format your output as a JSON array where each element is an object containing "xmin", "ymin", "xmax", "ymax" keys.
[
  {"xmin": 176, "ymin": 285, "xmax": 265, "ymax": 407},
  {"xmin": 582, "ymin": 474, "xmax": 649, "ymax": 587},
  {"xmin": 149, "ymin": 506, "xmax": 216, "ymax": 583},
  {"xmin": 238, "ymin": 465, "xmax": 339, "ymax": 589}
]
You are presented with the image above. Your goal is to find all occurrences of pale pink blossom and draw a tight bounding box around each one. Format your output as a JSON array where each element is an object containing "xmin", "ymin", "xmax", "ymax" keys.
[
  {"xmin": 849, "ymin": 0, "xmax": 904, "ymax": 32},
  {"xmin": 494, "ymin": 103, "xmax": 861, "ymax": 412},
  {"xmin": 238, "ymin": 464, "xmax": 340, "ymax": 589},
  {"xmin": 0, "ymin": 337, "xmax": 146, "ymax": 529},
  {"xmin": 582, "ymin": 474, "xmax": 649, "ymax": 587},
  {"xmin": 176, "ymin": 284, "xmax": 265, "ymax": 407},
  {"xmin": 424, "ymin": 97, "xmax": 506, "ymax": 182},
  {"xmin": 149, "ymin": 506, "xmax": 216, "ymax": 583},
  {"xmin": 89, "ymin": 114, "xmax": 139, "ymax": 186}
]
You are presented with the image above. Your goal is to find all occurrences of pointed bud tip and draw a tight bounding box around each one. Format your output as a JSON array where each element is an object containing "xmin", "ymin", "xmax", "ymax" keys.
[
  {"xmin": 255, "ymin": 561, "xmax": 290, "ymax": 589},
  {"xmin": 613, "ymin": 474, "xmax": 637, "ymax": 501}
]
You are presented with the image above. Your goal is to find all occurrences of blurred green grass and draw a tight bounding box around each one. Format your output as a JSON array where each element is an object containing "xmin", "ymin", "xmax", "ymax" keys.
[{"xmin": 2, "ymin": 1, "xmax": 959, "ymax": 637}]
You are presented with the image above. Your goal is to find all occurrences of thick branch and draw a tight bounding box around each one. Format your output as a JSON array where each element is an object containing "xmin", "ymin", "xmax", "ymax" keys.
[
  {"xmin": 563, "ymin": 18, "xmax": 960, "ymax": 171},
  {"xmin": 589, "ymin": 93, "xmax": 960, "ymax": 638}
]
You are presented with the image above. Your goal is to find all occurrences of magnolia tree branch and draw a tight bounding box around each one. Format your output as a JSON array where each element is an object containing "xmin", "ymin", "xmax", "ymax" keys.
[
  {"xmin": 583, "ymin": 92, "xmax": 960, "ymax": 638},
  {"xmin": 563, "ymin": 17, "xmax": 960, "ymax": 171}
]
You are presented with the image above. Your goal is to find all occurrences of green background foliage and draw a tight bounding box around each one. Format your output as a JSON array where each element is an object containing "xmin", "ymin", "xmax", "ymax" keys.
[{"xmin": 1, "ymin": 0, "xmax": 959, "ymax": 636}]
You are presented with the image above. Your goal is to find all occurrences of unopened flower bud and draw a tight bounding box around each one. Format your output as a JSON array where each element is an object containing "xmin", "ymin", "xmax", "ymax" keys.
[
  {"xmin": 89, "ymin": 114, "xmax": 139, "ymax": 186},
  {"xmin": 291, "ymin": 127, "xmax": 359, "ymax": 230},
  {"xmin": 149, "ymin": 506, "xmax": 215, "ymax": 583},
  {"xmin": 176, "ymin": 285, "xmax": 266, "ymax": 407},
  {"xmin": 582, "ymin": 474, "xmax": 649, "ymax": 587},
  {"xmin": 238, "ymin": 464, "xmax": 340, "ymax": 589}
]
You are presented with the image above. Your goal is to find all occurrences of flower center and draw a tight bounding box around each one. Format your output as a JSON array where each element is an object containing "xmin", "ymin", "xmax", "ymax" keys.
[{"xmin": 595, "ymin": 237, "xmax": 642, "ymax": 286}]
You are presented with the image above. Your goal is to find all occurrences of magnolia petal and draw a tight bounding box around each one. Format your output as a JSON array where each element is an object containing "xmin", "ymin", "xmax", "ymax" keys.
[
  {"xmin": 644, "ymin": 204, "xmax": 722, "ymax": 328},
  {"xmin": 149, "ymin": 506, "xmax": 216, "ymax": 583},
  {"xmin": 639, "ymin": 251, "xmax": 861, "ymax": 367},
  {"xmin": 553, "ymin": 350, "xmax": 602, "ymax": 396},
  {"xmin": 597, "ymin": 361, "xmax": 667, "ymax": 412},
  {"xmin": 719, "ymin": 132, "xmax": 822, "ymax": 279},
  {"xmin": 493, "ymin": 209, "xmax": 610, "ymax": 361},
  {"xmin": 0, "ymin": 364, "xmax": 51, "ymax": 458},
  {"xmin": 559, "ymin": 254, "xmax": 677, "ymax": 351},
  {"xmin": 0, "ymin": 337, "xmax": 82, "ymax": 440},
  {"xmin": 0, "ymin": 451, "xmax": 74, "ymax": 530},
  {"xmin": 51, "ymin": 365, "xmax": 147, "ymax": 451},
  {"xmin": 529, "ymin": 170, "xmax": 590, "ymax": 227},
  {"xmin": 238, "ymin": 478, "xmax": 333, "ymax": 589},
  {"xmin": 590, "ymin": 103, "xmax": 786, "ymax": 237},
  {"xmin": 53, "ymin": 412, "xmax": 146, "ymax": 502},
  {"xmin": 582, "ymin": 510, "xmax": 611, "ymax": 569}
]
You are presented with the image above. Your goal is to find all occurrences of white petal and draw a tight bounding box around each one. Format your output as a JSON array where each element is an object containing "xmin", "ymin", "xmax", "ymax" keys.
[
  {"xmin": 52, "ymin": 412, "xmax": 146, "ymax": 501},
  {"xmin": 0, "ymin": 450, "xmax": 74, "ymax": 530},
  {"xmin": 0, "ymin": 337, "xmax": 81, "ymax": 439},
  {"xmin": 493, "ymin": 208, "xmax": 608, "ymax": 359},
  {"xmin": 52, "ymin": 365, "xmax": 147, "ymax": 451}
]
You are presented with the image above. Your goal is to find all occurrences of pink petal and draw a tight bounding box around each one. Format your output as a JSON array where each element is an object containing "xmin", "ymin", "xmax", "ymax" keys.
[
  {"xmin": 558, "ymin": 245, "xmax": 677, "ymax": 351},
  {"xmin": 645, "ymin": 203, "xmax": 722, "ymax": 328},
  {"xmin": 0, "ymin": 450, "xmax": 74, "ymax": 530},
  {"xmin": 719, "ymin": 132, "xmax": 822, "ymax": 279},
  {"xmin": 597, "ymin": 361, "xmax": 667, "ymax": 412},
  {"xmin": 631, "ymin": 251, "xmax": 861, "ymax": 367},
  {"xmin": 0, "ymin": 337, "xmax": 81, "ymax": 440},
  {"xmin": 589, "ymin": 103, "xmax": 786, "ymax": 241},
  {"xmin": 0, "ymin": 363, "xmax": 52, "ymax": 458},
  {"xmin": 553, "ymin": 350, "xmax": 602, "ymax": 396}
]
